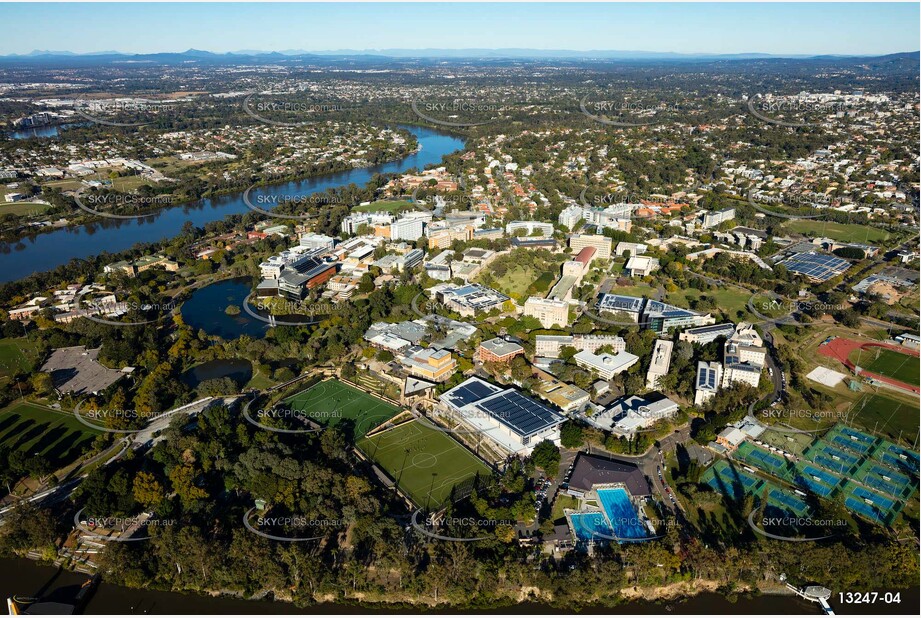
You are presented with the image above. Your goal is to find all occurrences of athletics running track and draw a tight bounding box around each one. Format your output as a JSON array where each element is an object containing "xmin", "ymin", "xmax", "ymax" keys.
[{"xmin": 818, "ymin": 338, "xmax": 920, "ymax": 394}]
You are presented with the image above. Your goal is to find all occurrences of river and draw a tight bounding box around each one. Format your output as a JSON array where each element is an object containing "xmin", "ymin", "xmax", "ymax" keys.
[{"xmin": 0, "ymin": 126, "xmax": 464, "ymax": 284}]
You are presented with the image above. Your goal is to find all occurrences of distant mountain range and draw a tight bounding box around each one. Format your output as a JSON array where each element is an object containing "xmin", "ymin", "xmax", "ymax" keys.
[{"xmin": 3, "ymin": 48, "xmax": 918, "ymax": 61}]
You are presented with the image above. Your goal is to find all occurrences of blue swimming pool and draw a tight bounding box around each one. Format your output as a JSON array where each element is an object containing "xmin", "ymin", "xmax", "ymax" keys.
[
  {"xmin": 569, "ymin": 512, "xmax": 613, "ymax": 541},
  {"xmin": 597, "ymin": 487, "xmax": 648, "ymax": 540}
]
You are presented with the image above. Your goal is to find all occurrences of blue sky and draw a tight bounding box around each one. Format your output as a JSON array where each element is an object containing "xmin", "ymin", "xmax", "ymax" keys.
[{"xmin": 1, "ymin": 2, "xmax": 918, "ymax": 56}]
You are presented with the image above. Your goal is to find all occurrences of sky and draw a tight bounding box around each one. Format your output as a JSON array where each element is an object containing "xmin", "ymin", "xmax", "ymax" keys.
[{"xmin": 0, "ymin": 2, "xmax": 918, "ymax": 57}]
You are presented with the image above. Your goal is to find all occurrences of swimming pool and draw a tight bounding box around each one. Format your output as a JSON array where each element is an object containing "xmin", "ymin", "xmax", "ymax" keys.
[
  {"xmin": 569, "ymin": 512, "xmax": 613, "ymax": 541},
  {"xmin": 597, "ymin": 487, "xmax": 648, "ymax": 540}
]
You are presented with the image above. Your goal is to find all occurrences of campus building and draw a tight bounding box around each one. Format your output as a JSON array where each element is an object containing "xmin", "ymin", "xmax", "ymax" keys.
[
  {"xmin": 646, "ymin": 339, "xmax": 673, "ymax": 390},
  {"xmin": 534, "ymin": 334, "xmax": 626, "ymax": 358},
  {"xmin": 524, "ymin": 296, "xmax": 570, "ymax": 328},
  {"xmin": 476, "ymin": 337, "xmax": 525, "ymax": 364},
  {"xmin": 573, "ymin": 350, "xmax": 639, "ymax": 380},
  {"xmin": 439, "ymin": 376, "xmax": 566, "ymax": 456}
]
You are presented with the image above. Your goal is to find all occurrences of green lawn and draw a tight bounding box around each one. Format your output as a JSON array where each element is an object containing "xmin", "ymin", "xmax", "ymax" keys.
[
  {"xmin": 667, "ymin": 287, "xmax": 752, "ymax": 319},
  {"xmin": 357, "ymin": 419, "xmax": 491, "ymax": 508},
  {"xmin": 0, "ymin": 401, "xmax": 101, "ymax": 468},
  {"xmin": 0, "ymin": 202, "xmax": 50, "ymax": 216},
  {"xmin": 849, "ymin": 393, "xmax": 919, "ymax": 444},
  {"xmin": 606, "ymin": 282, "xmax": 658, "ymax": 298},
  {"xmin": 284, "ymin": 379, "xmax": 400, "ymax": 440},
  {"xmin": 0, "ymin": 337, "xmax": 39, "ymax": 378},
  {"xmin": 782, "ymin": 220, "xmax": 892, "ymax": 245},
  {"xmin": 850, "ymin": 348, "xmax": 919, "ymax": 386},
  {"xmin": 353, "ymin": 200, "xmax": 414, "ymax": 213}
]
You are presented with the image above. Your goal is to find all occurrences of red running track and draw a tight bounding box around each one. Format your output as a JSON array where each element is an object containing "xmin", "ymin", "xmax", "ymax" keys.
[{"xmin": 817, "ymin": 338, "xmax": 920, "ymax": 394}]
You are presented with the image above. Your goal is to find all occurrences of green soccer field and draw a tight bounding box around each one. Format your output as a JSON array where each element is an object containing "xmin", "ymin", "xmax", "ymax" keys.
[
  {"xmin": 852, "ymin": 348, "xmax": 920, "ymax": 386},
  {"xmin": 357, "ymin": 419, "xmax": 492, "ymax": 508},
  {"xmin": 0, "ymin": 401, "xmax": 101, "ymax": 468},
  {"xmin": 284, "ymin": 379, "xmax": 400, "ymax": 439},
  {"xmin": 850, "ymin": 393, "xmax": 919, "ymax": 443}
]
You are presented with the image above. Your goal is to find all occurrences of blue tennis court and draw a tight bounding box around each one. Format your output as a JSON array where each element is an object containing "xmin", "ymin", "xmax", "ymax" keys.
[
  {"xmin": 844, "ymin": 497, "xmax": 889, "ymax": 524},
  {"xmin": 767, "ymin": 486, "xmax": 809, "ymax": 517},
  {"xmin": 703, "ymin": 460, "xmax": 764, "ymax": 501},
  {"xmin": 857, "ymin": 463, "xmax": 912, "ymax": 498},
  {"xmin": 849, "ymin": 485, "xmax": 896, "ymax": 511},
  {"xmin": 806, "ymin": 441, "xmax": 861, "ymax": 474},
  {"xmin": 793, "ymin": 463, "xmax": 840, "ymax": 497},
  {"xmin": 873, "ymin": 441, "xmax": 920, "ymax": 475},
  {"xmin": 597, "ymin": 487, "xmax": 648, "ymax": 540},
  {"xmin": 825, "ymin": 425, "xmax": 877, "ymax": 456}
]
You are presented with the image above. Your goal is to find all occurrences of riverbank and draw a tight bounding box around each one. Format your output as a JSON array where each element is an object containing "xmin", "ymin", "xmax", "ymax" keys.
[
  {"xmin": 0, "ymin": 132, "xmax": 420, "ymax": 246},
  {"xmin": 0, "ymin": 125, "xmax": 464, "ymax": 283},
  {"xmin": 0, "ymin": 556, "xmax": 816, "ymax": 615}
]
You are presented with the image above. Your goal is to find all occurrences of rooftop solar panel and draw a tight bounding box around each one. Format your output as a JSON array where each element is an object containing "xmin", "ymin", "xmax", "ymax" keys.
[{"xmin": 475, "ymin": 390, "xmax": 564, "ymax": 437}]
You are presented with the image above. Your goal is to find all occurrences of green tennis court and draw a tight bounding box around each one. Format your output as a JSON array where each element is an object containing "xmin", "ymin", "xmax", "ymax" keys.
[
  {"xmin": 357, "ymin": 419, "xmax": 491, "ymax": 508},
  {"xmin": 283, "ymin": 379, "xmax": 400, "ymax": 439}
]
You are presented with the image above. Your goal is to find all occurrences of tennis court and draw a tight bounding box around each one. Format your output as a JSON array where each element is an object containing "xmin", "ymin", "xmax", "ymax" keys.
[
  {"xmin": 843, "ymin": 482, "xmax": 899, "ymax": 525},
  {"xmin": 872, "ymin": 440, "xmax": 920, "ymax": 475},
  {"xmin": 824, "ymin": 424, "xmax": 877, "ymax": 456},
  {"xmin": 357, "ymin": 419, "xmax": 492, "ymax": 508},
  {"xmin": 766, "ymin": 486, "xmax": 810, "ymax": 518},
  {"xmin": 855, "ymin": 460, "xmax": 914, "ymax": 499},
  {"xmin": 703, "ymin": 460, "xmax": 764, "ymax": 501},
  {"xmin": 284, "ymin": 379, "xmax": 400, "ymax": 439},
  {"xmin": 793, "ymin": 462, "xmax": 841, "ymax": 497},
  {"xmin": 735, "ymin": 441, "xmax": 793, "ymax": 479},
  {"xmin": 804, "ymin": 440, "xmax": 861, "ymax": 475},
  {"xmin": 757, "ymin": 428, "xmax": 814, "ymax": 457}
]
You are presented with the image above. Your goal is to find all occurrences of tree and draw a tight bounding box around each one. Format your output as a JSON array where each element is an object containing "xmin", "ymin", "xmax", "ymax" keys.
[
  {"xmin": 30, "ymin": 372, "xmax": 53, "ymax": 396},
  {"xmin": 559, "ymin": 420, "xmax": 584, "ymax": 448},
  {"xmin": 133, "ymin": 471, "xmax": 165, "ymax": 508},
  {"xmin": 529, "ymin": 440, "xmax": 561, "ymax": 474}
]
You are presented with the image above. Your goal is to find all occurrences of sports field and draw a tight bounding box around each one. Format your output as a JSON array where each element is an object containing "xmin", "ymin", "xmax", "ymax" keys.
[
  {"xmin": 0, "ymin": 401, "xmax": 101, "ymax": 468},
  {"xmin": 781, "ymin": 219, "xmax": 891, "ymax": 244},
  {"xmin": 849, "ymin": 393, "xmax": 919, "ymax": 443},
  {"xmin": 850, "ymin": 348, "xmax": 920, "ymax": 386},
  {"xmin": 357, "ymin": 419, "xmax": 491, "ymax": 508},
  {"xmin": 0, "ymin": 337, "xmax": 38, "ymax": 378},
  {"xmin": 284, "ymin": 379, "xmax": 400, "ymax": 440}
]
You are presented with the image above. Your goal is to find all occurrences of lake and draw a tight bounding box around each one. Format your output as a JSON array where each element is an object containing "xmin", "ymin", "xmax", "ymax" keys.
[
  {"xmin": 0, "ymin": 125, "xmax": 464, "ymax": 283},
  {"xmin": 180, "ymin": 278, "xmax": 268, "ymax": 340},
  {"xmin": 181, "ymin": 358, "xmax": 253, "ymax": 389}
]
